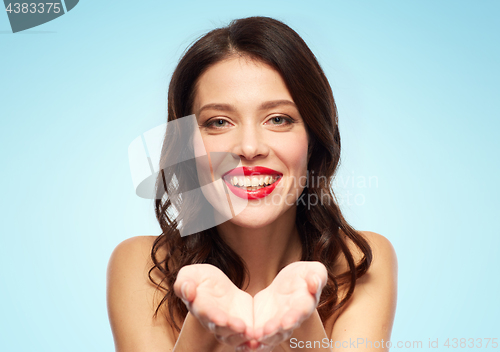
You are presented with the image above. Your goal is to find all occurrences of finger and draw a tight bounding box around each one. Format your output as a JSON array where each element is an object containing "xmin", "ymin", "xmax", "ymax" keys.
[
  {"xmin": 227, "ymin": 315, "xmax": 247, "ymax": 334},
  {"xmin": 253, "ymin": 343, "xmax": 274, "ymax": 352},
  {"xmin": 211, "ymin": 323, "xmax": 239, "ymax": 338},
  {"xmin": 258, "ymin": 329, "xmax": 286, "ymax": 346},
  {"xmin": 173, "ymin": 279, "xmax": 197, "ymax": 304},
  {"xmin": 193, "ymin": 304, "xmax": 251, "ymax": 346},
  {"xmin": 262, "ymin": 316, "xmax": 281, "ymax": 338},
  {"xmin": 306, "ymin": 274, "xmax": 325, "ymax": 302},
  {"xmin": 253, "ymin": 326, "xmax": 264, "ymax": 342},
  {"xmin": 244, "ymin": 321, "xmax": 255, "ymax": 341},
  {"xmin": 235, "ymin": 342, "xmax": 253, "ymax": 352},
  {"xmin": 304, "ymin": 261, "xmax": 327, "ymax": 281},
  {"xmin": 254, "ymin": 316, "xmax": 280, "ymax": 341},
  {"xmin": 216, "ymin": 332, "xmax": 250, "ymax": 346},
  {"xmin": 259, "ymin": 326, "xmax": 293, "ymax": 347},
  {"xmin": 235, "ymin": 345, "xmax": 249, "ymax": 352},
  {"xmin": 280, "ymin": 309, "xmax": 302, "ymax": 330},
  {"xmin": 257, "ymin": 317, "xmax": 289, "ymax": 346},
  {"xmin": 200, "ymin": 306, "xmax": 228, "ymax": 330},
  {"xmin": 203, "ymin": 309, "xmax": 251, "ymax": 346},
  {"xmin": 239, "ymin": 340, "xmax": 272, "ymax": 352},
  {"xmin": 189, "ymin": 304, "xmax": 227, "ymax": 334},
  {"xmin": 245, "ymin": 339, "xmax": 261, "ymax": 350},
  {"xmin": 306, "ymin": 274, "xmax": 318, "ymax": 294}
]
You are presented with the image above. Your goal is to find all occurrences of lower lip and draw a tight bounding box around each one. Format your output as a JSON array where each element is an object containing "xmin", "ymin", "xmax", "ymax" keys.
[{"xmin": 223, "ymin": 177, "xmax": 281, "ymax": 200}]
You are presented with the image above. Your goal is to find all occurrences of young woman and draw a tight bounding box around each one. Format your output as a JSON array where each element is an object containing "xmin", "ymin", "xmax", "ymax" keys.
[{"xmin": 107, "ymin": 16, "xmax": 397, "ymax": 352}]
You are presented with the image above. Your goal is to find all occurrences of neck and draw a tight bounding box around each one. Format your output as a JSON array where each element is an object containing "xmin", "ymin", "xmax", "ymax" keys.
[{"xmin": 215, "ymin": 206, "xmax": 302, "ymax": 296}]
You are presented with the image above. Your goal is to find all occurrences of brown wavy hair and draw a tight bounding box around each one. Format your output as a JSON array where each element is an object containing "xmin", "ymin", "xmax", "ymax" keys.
[{"xmin": 148, "ymin": 16, "xmax": 372, "ymax": 333}]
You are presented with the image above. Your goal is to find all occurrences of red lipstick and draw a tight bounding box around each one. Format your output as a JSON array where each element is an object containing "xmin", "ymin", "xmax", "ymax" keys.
[{"xmin": 222, "ymin": 166, "xmax": 283, "ymax": 200}]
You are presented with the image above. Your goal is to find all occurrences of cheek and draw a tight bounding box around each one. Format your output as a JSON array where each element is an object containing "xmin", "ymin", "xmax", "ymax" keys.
[
  {"xmin": 193, "ymin": 131, "xmax": 219, "ymax": 184},
  {"xmin": 199, "ymin": 135, "xmax": 230, "ymax": 154},
  {"xmin": 274, "ymin": 133, "xmax": 309, "ymax": 176},
  {"xmin": 193, "ymin": 132, "xmax": 206, "ymax": 158},
  {"xmin": 196, "ymin": 135, "xmax": 238, "ymax": 181}
]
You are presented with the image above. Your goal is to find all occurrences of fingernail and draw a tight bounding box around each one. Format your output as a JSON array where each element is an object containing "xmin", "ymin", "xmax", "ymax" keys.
[
  {"xmin": 313, "ymin": 274, "xmax": 322, "ymax": 290},
  {"xmin": 181, "ymin": 282, "xmax": 189, "ymax": 299},
  {"xmin": 282, "ymin": 318, "xmax": 295, "ymax": 330},
  {"xmin": 313, "ymin": 275, "xmax": 323, "ymax": 303}
]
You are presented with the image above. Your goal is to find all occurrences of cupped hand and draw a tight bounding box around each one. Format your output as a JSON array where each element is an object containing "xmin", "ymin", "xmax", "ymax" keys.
[
  {"xmin": 174, "ymin": 261, "xmax": 327, "ymax": 352},
  {"xmin": 251, "ymin": 261, "xmax": 328, "ymax": 350},
  {"xmin": 173, "ymin": 264, "xmax": 254, "ymax": 347}
]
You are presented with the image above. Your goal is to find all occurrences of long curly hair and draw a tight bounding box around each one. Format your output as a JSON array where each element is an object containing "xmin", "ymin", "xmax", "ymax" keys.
[{"xmin": 148, "ymin": 16, "xmax": 372, "ymax": 332}]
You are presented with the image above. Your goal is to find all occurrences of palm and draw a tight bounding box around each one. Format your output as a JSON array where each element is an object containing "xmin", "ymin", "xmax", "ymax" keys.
[
  {"xmin": 253, "ymin": 262, "xmax": 327, "ymax": 347},
  {"xmin": 174, "ymin": 264, "xmax": 254, "ymax": 346},
  {"xmin": 174, "ymin": 262, "xmax": 327, "ymax": 351}
]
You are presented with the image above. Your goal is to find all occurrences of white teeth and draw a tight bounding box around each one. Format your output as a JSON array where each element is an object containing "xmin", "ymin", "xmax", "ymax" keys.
[
  {"xmin": 238, "ymin": 177, "xmax": 245, "ymax": 186},
  {"xmin": 229, "ymin": 175, "xmax": 280, "ymax": 188},
  {"xmin": 251, "ymin": 177, "xmax": 259, "ymax": 187}
]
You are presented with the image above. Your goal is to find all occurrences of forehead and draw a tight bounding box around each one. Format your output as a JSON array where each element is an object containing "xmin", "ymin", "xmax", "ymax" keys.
[{"xmin": 192, "ymin": 56, "xmax": 293, "ymax": 110}]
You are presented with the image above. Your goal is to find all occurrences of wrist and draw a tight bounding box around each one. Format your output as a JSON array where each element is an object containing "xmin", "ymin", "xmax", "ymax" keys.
[
  {"xmin": 280, "ymin": 310, "xmax": 331, "ymax": 352},
  {"xmin": 173, "ymin": 312, "xmax": 221, "ymax": 352}
]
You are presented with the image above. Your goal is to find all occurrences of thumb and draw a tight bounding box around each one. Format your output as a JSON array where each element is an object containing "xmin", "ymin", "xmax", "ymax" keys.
[
  {"xmin": 174, "ymin": 279, "xmax": 197, "ymax": 305},
  {"xmin": 307, "ymin": 274, "xmax": 323, "ymax": 303}
]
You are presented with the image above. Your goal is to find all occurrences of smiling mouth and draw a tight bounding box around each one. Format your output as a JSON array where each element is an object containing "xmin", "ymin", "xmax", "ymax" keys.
[
  {"xmin": 221, "ymin": 166, "xmax": 283, "ymax": 199},
  {"xmin": 225, "ymin": 175, "xmax": 282, "ymax": 191}
]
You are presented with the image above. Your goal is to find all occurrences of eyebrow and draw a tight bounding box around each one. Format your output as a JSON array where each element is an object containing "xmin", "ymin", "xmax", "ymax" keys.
[{"xmin": 197, "ymin": 99, "xmax": 297, "ymax": 115}]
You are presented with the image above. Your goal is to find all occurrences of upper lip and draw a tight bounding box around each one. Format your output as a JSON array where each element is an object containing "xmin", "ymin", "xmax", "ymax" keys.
[{"xmin": 222, "ymin": 166, "xmax": 283, "ymax": 179}]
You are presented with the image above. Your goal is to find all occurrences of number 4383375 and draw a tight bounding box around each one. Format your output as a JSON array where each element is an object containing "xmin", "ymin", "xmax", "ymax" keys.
[
  {"xmin": 444, "ymin": 338, "xmax": 498, "ymax": 348},
  {"xmin": 5, "ymin": 3, "xmax": 62, "ymax": 14}
]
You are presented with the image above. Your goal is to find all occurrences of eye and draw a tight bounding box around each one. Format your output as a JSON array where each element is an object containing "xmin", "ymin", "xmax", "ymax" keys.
[
  {"xmin": 266, "ymin": 115, "xmax": 294, "ymax": 126},
  {"xmin": 204, "ymin": 118, "xmax": 231, "ymax": 129}
]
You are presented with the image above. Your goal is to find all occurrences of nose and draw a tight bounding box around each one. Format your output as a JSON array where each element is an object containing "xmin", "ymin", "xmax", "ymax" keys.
[{"xmin": 232, "ymin": 123, "xmax": 270, "ymax": 161}]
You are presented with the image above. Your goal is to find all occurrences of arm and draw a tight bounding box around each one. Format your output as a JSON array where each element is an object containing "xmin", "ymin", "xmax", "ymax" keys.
[
  {"xmin": 172, "ymin": 312, "xmax": 222, "ymax": 351},
  {"xmin": 276, "ymin": 231, "xmax": 397, "ymax": 352},
  {"xmin": 250, "ymin": 262, "xmax": 331, "ymax": 352},
  {"xmin": 106, "ymin": 236, "xmax": 222, "ymax": 352},
  {"xmin": 279, "ymin": 309, "xmax": 332, "ymax": 351},
  {"xmin": 329, "ymin": 231, "xmax": 398, "ymax": 351}
]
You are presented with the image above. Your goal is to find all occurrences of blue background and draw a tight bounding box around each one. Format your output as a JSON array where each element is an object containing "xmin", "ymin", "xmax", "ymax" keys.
[{"xmin": 1, "ymin": 1, "xmax": 498, "ymax": 350}]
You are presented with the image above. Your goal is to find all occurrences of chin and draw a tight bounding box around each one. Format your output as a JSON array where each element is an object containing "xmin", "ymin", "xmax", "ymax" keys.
[{"xmin": 227, "ymin": 210, "xmax": 280, "ymax": 229}]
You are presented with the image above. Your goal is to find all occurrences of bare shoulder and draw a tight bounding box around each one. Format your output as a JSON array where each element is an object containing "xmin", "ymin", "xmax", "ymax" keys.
[
  {"xmin": 334, "ymin": 230, "xmax": 397, "ymax": 273},
  {"xmin": 107, "ymin": 236, "xmax": 163, "ymax": 292},
  {"xmin": 329, "ymin": 230, "xmax": 398, "ymax": 342},
  {"xmin": 107, "ymin": 236, "xmax": 176, "ymax": 352},
  {"xmin": 359, "ymin": 231, "xmax": 398, "ymax": 272},
  {"xmin": 336, "ymin": 230, "xmax": 398, "ymax": 302},
  {"xmin": 108, "ymin": 235, "xmax": 157, "ymax": 263}
]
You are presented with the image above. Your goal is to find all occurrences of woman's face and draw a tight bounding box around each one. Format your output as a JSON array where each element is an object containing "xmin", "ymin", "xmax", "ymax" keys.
[{"xmin": 192, "ymin": 55, "xmax": 309, "ymax": 228}]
